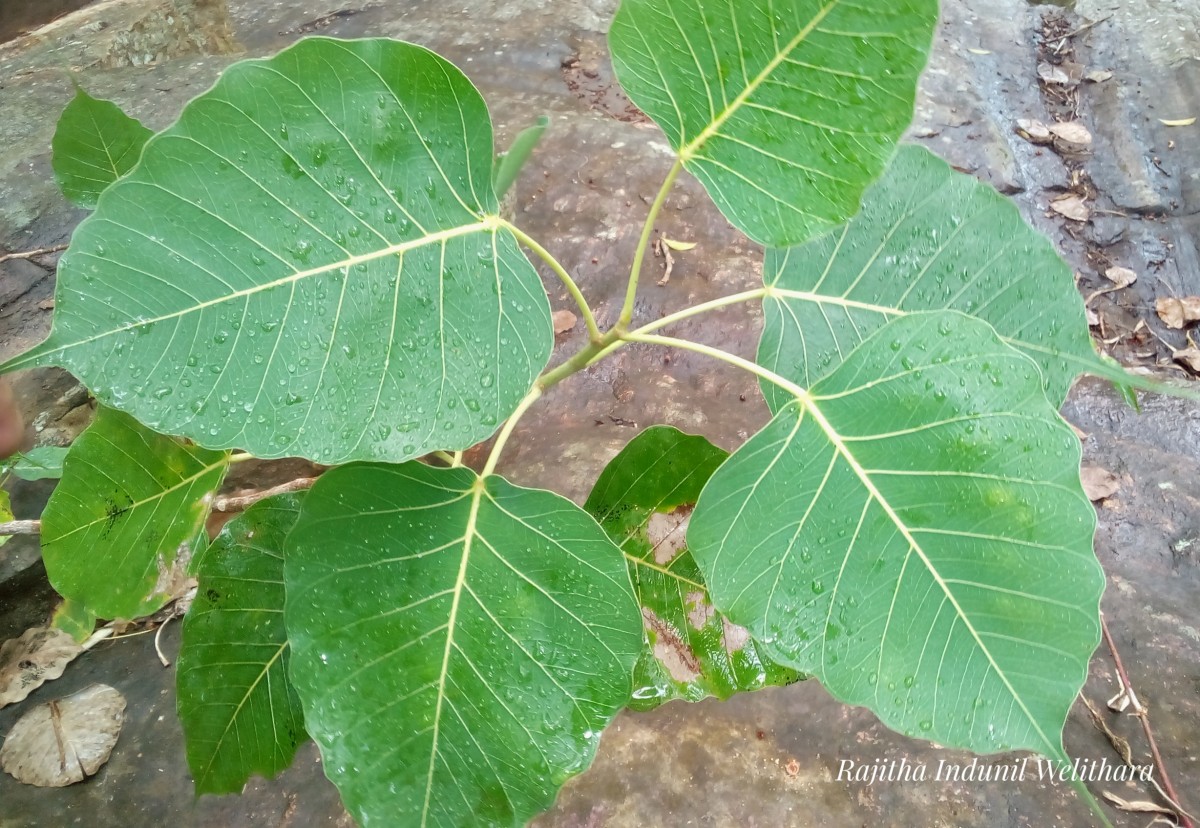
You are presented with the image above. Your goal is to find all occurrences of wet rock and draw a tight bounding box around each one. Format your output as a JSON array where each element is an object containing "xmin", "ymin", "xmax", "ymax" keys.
[{"xmin": 1087, "ymin": 214, "xmax": 1126, "ymax": 245}]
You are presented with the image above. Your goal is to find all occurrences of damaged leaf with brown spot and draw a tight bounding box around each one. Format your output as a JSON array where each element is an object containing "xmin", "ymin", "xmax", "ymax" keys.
[
  {"xmin": 585, "ymin": 426, "xmax": 803, "ymax": 710},
  {"xmin": 0, "ymin": 628, "xmax": 83, "ymax": 708},
  {"xmin": 0, "ymin": 684, "xmax": 126, "ymax": 786},
  {"xmin": 40, "ymin": 407, "xmax": 229, "ymax": 620}
]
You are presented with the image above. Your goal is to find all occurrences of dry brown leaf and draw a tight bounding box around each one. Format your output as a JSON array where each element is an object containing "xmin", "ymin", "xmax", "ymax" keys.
[
  {"xmin": 551, "ymin": 309, "xmax": 577, "ymax": 334},
  {"xmin": 1103, "ymin": 266, "xmax": 1137, "ymax": 288},
  {"xmin": 1100, "ymin": 792, "xmax": 1175, "ymax": 816},
  {"xmin": 0, "ymin": 684, "xmax": 126, "ymax": 787},
  {"xmin": 0, "ymin": 628, "xmax": 83, "ymax": 709},
  {"xmin": 1050, "ymin": 194, "xmax": 1090, "ymax": 222},
  {"xmin": 1049, "ymin": 121, "xmax": 1093, "ymax": 146},
  {"xmin": 1172, "ymin": 346, "xmax": 1200, "ymax": 373},
  {"xmin": 1084, "ymin": 69, "xmax": 1113, "ymax": 83},
  {"xmin": 1158, "ymin": 117, "xmax": 1196, "ymax": 127},
  {"xmin": 1080, "ymin": 466, "xmax": 1119, "ymax": 501},
  {"xmin": 1156, "ymin": 296, "xmax": 1200, "ymax": 329},
  {"xmin": 1037, "ymin": 63, "xmax": 1071, "ymax": 85},
  {"xmin": 1015, "ymin": 118, "xmax": 1053, "ymax": 144}
]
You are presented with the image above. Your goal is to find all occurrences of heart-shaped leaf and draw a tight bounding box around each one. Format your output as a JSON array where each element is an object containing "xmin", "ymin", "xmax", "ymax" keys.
[
  {"xmin": 759, "ymin": 145, "xmax": 1100, "ymax": 409},
  {"xmin": 285, "ymin": 462, "xmax": 643, "ymax": 827},
  {"xmin": 51, "ymin": 87, "xmax": 152, "ymax": 209},
  {"xmin": 609, "ymin": 0, "xmax": 938, "ymax": 247},
  {"xmin": 585, "ymin": 426, "xmax": 802, "ymax": 709},
  {"xmin": 40, "ymin": 407, "xmax": 228, "ymax": 620},
  {"xmin": 177, "ymin": 494, "xmax": 307, "ymax": 795},
  {"xmin": 690, "ymin": 311, "xmax": 1102, "ymax": 760},
  {"xmin": 3, "ymin": 38, "xmax": 552, "ymax": 464},
  {"xmin": 3, "ymin": 446, "xmax": 70, "ymax": 481}
]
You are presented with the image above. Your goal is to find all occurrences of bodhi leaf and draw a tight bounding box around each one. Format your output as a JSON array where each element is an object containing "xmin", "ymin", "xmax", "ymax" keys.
[
  {"xmin": 51, "ymin": 87, "xmax": 152, "ymax": 209},
  {"xmin": 0, "ymin": 490, "xmax": 11, "ymax": 550},
  {"xmin": 609, "ymin": 0, "xmax": 937, "ymax": 248},
  {"xmin": 40, "ymin": 407, "xmax": 229, "ymax": 620},
  {"xmin": 759, "ymin": 145, "xmax": 1101, "ymax": 410},
  {"xmin": 3, "ymin": 446, "xmax": 70, "ymax": 481},
  {"xmin": 51, "ymin": 599, "xmax": 97, "ymax": 644},
  {"xmin": 285, "ymin": 462, "xmax": 643, "ymax": 827},
  {"xmin": 585, "ymin": 426, "xmax": 802, "ymax": 710},
  {"xmin": 2, "ymin": 38, "xmax": 551, "ymax": 465},
  {"xmin": 177, "ymin": 494, "xmax": 307, "ymax": 795},
  {"xmin": 689, "ymin": 311, "xmax": 1103, "ymax": 762}
]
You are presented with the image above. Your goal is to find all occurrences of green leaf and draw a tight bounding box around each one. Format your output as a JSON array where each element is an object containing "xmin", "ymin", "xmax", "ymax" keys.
[
  {"xmin": 177, "ymin": 494, "xmax": 307, "ymax": 795},
  {"xmin": 285, "ymin": 462, "xmax": 643, "ymax": 827},
  {"xmin": 493, "ymin": 116, "xmax": 549, "ymax": 202},
  {"xmin": 0, "ymin": 489, "xmax": 11, "ymax": 550},
  {"xmin": 689, "ymin": 311, "xmax": 1102, "ymax": 761},
  {"xmin": 51, "ymin": 87, "xmax": 153, "ymax": 209},
  {"xmin": 3, "ymin": 446, "xmax": 70, "ymax": 481},
  {"xmin": 585, "ymin": 426, "xmax": 802, "ymax": 710},
  {"xmin": 609, "ymin": 0, "xmax": 938, "ymax": 247},
  {"xmin": 40, "ymin": 407, "xmax": 229, "ymax": 619},
  {"xmin": 50, "ymin": 598, "xmax": 97, "ymax": 643},
  {"xmin": 4, "ymin": 38, "xmax": 552, "ymax": 465},
  {"xmin": 759, "ymin": 145, "xmax": 1100, "ymax": 409}
]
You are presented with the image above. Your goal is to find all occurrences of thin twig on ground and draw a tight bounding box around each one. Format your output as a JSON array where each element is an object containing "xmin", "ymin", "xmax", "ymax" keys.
[
  {"xmin": 1100, "ymin": 613, "xmax": 1194, "ymax": 828},
  {"xmin": 0, "ymin": 244, "xmax": 68, "ymax": 264}
]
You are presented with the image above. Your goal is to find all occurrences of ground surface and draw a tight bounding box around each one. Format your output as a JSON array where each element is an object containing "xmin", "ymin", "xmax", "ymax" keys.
[{"xmin": 0, "ymin": 0, "xmax": 1197, "ymax": 826}]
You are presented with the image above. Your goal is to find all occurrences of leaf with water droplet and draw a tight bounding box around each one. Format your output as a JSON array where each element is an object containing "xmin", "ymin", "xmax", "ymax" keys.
[
  {"xmin": 5, "ymin": 39, "xmax": 552, "ymax": 464},
  {"xmin": 692, "ymin": 312, "xmax": 1102, "ymax": 763}
]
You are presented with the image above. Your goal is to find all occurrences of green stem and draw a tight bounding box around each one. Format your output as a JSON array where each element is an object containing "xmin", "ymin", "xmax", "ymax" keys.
[
  {"xmin": 623, "ymin": 332, "xmax": 810, "ymax": 401},
  {"xmin": 504, "ymin": 221, "xmax": 602, "ymax": 343},
  {"xmin": 618, "ymin": 159, "xmax": 684, "ymax": 330},
  {"xmin": 481, "ymin": 386, "xmax": 542, "ymax": 478},
  {"xmin": 228, "ymin": 451, "xmax": 255, "ymax": 464}
]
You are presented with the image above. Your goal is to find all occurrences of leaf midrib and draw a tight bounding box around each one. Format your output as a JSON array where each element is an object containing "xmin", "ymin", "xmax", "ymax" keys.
[
  {"xmin": 679, "ymin": 1, "xmax": 839, "ymax": 161},
  {"xmin": 7, "ymin": 218, "xmax": 498, "ymax": 370},
  {"xmin": 794, "ymin": 388, "xmax": 1062, "ymax": 757}
]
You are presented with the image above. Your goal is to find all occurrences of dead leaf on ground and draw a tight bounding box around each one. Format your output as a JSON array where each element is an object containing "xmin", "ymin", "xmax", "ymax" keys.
[
  {"xmin": 0, "ymin": 684, "xmax": 126, "ymax": 787},
  {"xmin": 552, "ymin": 309, "xmax": 577, "ymax": 334},
  {"xmin": 1172, "ymin": 346, "xmax": 1200, "ymax": 373},
  {"xmin": 1100, "ymin": 792, "xmax": 1176, "ymax": 816},
  {"xmin": 1050, "ymin": 194, "xmax": 1090, "ymax": 222},
  {"xmin": 1103, "ymin": 266, "xmax": 1137, "ymax": 288},
  {"xmin": 1158, "ymin": 117, "xmax": 1197, "ymax": 127},
  {"xmin": 1049, "ymin": 121, "xmax": 1093, "ymax": 146},
  {"xmin": 1155, "ymin": 296, "xmax": 1200, "ymax": 329},
  {"xmin": 1037, "ymin": 63, "xmax": 1072, "ymax": 85},
  {"xmin": 0, "ymin": 628, "xmax": 83, "ymax": 708},
  {"xmin": 1015, "ymin": 118, "xmax": 1053, "ymax": 144},
  {"xmin": 1080, "ymin": 466, "xmax": 1119, "ymax": 501},
  {"xmin": 661, "ymin": 237, "xmax": 696, "ymax": 252},
  {"xmin": 1084, "ymin": 69, "xmax": 1113, "ymax": 83}
]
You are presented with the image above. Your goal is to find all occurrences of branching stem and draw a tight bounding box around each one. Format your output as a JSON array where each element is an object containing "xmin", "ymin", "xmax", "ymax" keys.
[
  {"xmin": 618, "ymin": 159, "xmax": 684, "ymax": 330},
  {"xmin": 504, "ymin": 221, "xmax": 602, "ymax": 343}
]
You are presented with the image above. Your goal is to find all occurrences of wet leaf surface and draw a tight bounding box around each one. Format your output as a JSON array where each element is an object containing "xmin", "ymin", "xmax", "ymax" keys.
[
  {"xmin": 4, "ymin": 38, "xmax": 552, "ymax": 465},
  {"xmin": 693, "ymin": 312, "xmax": 1103, "ymax": 760},
  {"xmin": 585, "ymin": 426, "xmax": 802, "ymax": 710},
  {"xmin": 610, "ymin": 0, "xmax": 938, "ymax": 247},
  {"xmin": 40, "ymin": 407, "xmax": 229, "ymax": 620},
  {"xmin": 759, "ymin": 145, "xmax": 1100, "ymax": 409},
  {"xmin": 177, "ymin": 494, "xmax": 307, "ymax": 795},
  {"xmin": 285, "ymin": 462, "xmax": 642, "ymax": 827}
]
